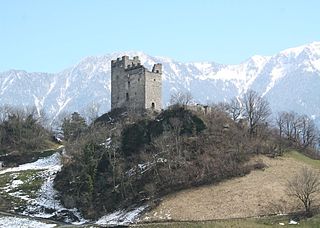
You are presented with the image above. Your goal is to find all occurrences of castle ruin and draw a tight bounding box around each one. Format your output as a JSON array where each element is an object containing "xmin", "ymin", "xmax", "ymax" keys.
[{"xmin": 111, "ymin": 56, "xmax": 162, "ymax": 112}]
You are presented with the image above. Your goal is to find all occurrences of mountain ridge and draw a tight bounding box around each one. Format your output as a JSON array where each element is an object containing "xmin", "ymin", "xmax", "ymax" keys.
[{"xmin": 0, "ymin": 42, "xmax": 319, "ymax": 125}]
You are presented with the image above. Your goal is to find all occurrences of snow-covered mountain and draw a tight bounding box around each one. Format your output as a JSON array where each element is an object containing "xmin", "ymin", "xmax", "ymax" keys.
[{"xmin": 0, "ymin": 42, "xmax": 320, "ymax": 124}]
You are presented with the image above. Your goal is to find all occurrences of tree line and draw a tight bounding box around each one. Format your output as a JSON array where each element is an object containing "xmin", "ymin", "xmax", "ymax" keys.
[
  {"xmin": 0, "ymin": 106, "xmax": 51, "ymax": 156},
  {"xmin": 170, "ymin": 89, "xmax": 320, "ymax": 154}
]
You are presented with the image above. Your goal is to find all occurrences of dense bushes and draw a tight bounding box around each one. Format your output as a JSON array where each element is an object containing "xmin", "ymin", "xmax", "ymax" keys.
[
  {"xmin": 55, "ymin": 141, "xmax": 123, "ymax": 217},
  {"xmin": 54, "ymin": 106, "xmax": 260, "ymax": 219},
  {"xmin": 121, "ymin": 107, "xmax": 206, "ymax": 157},
  {"xmin": 121, "ymin": 120, "xmax": 149, "ymax": 156},
  {"xmin": 54, "ymin": 99, "xmax": 320, "ymax": 219},
  {"xmin": 0, "ymin": 106, "xmax": 52, "ymax": 161}
]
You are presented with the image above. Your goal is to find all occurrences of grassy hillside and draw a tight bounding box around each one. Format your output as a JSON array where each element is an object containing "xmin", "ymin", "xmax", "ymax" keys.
[
  {"xmin": 141, "ymin": 151, "xmax": 320, "ymax": 223},
  {"xmin": 285, "ymin": 151, "xmax": 320, "ymax": 168},
  {"xmin": 135, "ymin": 214, "xmax": 320, "ymax": 227}
]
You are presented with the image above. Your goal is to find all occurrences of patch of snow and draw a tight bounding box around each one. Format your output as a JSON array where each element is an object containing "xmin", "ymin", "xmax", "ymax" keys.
[
  {"xmin": 289, "ymin": 219, "xmax": 298, "ymax": 225},
  {"xmin": 262, "ymin": 66, "xmax": 284, "ymax": 96},
  {"xmin": 24, "ymin": 154, "xmax": 86, "ymax": 224},
  {"xmin": 24, "ymin": 165, "xmax": 87, "ymax": 224},
  {"xmin": 10, "ymin": 179, "xmax": 24, "ymax": 188},
  {"xmin": 0, "ymin": 77, "xmax": 15, "ymax": 95},
  {"xmin": 56, "ymin": 97, "xmax": 72, "ymax": 117},
  {"xmin": 157, "ymin": 158, "xmax": 167, "ymax": 163},
  {"xmin": 100, "ymin": 137, "xmax": 112, "ymax": 148},
  {"xmin": 270, "ymin": 65, "xmax": 286, "ymax": 82},
  {"xmin": 9, "ymin": 190, "xmax": 33, "ymax": 202},
  {"xmin": 262, "ymin": 62, "xmax": 293, "ymax": 97},
  {"xmin": 33, "ymin": 95, "xmax": 44, "ymax": 116},
  {"xmin": 0, "ymin": 216, "xmax": 57, "ymax": 228},
  {"xmin": 138, "ymin": 163, "xmax": 148, "ymax": 170},
  {"xmin": 128, "ymin": 157, "xmax": 167, "ymax": 177},
  {"xmin": 96, "ymin": 205, "xmax": 147, "ymax": 226},
  {"xmin": 205, "ymin": 66, "xmax": 240, "ymax": 81},
  {"xmin": 0, "ymin": 153, "xmax": 62, "ymax": 175}
]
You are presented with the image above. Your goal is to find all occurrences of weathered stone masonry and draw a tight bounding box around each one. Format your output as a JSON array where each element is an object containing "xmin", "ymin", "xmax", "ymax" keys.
[{"xmin": 111, "ymin": 56, "xmax": 162, "ymax": 111}]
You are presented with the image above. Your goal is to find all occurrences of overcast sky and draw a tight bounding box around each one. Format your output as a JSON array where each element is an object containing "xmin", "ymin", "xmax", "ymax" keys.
[{"xmin": 0, "ymin": 0, "xmax": 319, "ymax": 73}]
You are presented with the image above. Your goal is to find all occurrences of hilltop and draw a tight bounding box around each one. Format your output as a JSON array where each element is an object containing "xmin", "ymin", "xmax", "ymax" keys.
[{"xmin": 0, "ymin": 99, "xmax": 320, "ymax": 227}]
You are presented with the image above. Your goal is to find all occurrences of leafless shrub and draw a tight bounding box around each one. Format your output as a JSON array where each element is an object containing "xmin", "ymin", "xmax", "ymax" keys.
[
  {"xmin": 242, "ymin": 90, "xmax": 271, "ymax": 136},
  {"xmin": 170, "ymin": 90, "xmax": 193, "ymax": 107},
  {"xmin": 287, "ymin": 167, "xmax": 320, "ymax": 215}
]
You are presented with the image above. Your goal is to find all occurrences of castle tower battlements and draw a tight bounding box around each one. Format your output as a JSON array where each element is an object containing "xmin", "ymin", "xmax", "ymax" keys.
[{"xmin": 111, "ymin": 56, "xmax": 162, "ymax": 111}]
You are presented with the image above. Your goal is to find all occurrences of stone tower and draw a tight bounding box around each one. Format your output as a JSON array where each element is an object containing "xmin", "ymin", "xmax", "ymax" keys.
[{"xmin": 111, "ymin": 56, "xmax": 162, "ymax": 112}]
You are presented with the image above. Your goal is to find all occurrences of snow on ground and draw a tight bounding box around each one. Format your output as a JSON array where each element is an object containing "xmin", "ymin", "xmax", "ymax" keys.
[
  {"xmin": 0, "ymin": 215, "xmax": 57, "ymax": 228},
  {"xmin": 289, "ymin": 219, "xmax": 299, "ymax": 225},
  {"xmin": 0, "ymin": 148, "xmax": 146, "ymax": 226},
  {"xmin": 10, "ymin": 179, "xmax": 24, "ymax": 189},
  {"xmin": 0, "ymin": 150, "xmax": 87, "ymax": 224},
  {"xmin": 100, "ymin": 137, "xmax": 112, "ymax": 148},
  {"xmin": 96, "ymin": 205, "xmax": 147, "ymax": 226},
  {"xmin": 23, "ymin": 166, "xmax": 87, "ymax": 224},
  {"xmin": 0, "ymin": 152, "xmax": 62, "ymax": 175}
]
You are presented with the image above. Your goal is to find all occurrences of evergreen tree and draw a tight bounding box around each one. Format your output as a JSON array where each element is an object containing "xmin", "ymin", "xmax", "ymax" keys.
[{"xmin": 62, "ymin": 112, "xmax": 87, "ymax": 141}]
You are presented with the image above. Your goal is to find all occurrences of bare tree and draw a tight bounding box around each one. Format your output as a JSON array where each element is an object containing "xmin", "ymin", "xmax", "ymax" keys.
[
  {"xmin": 275, "ymin": 112, "xmax": 288, "ymax": 155},
  {"xmin": 277, "ymin": 112, "xmax": 319, "ymax": 149},
  {"xmin": 225, "ymin": 97, "xmax": 243, "ymax": 121},
  {"xmin": 153, "ymin": 132, "xmax": 175, "ymax": 172},
  {"xmin": 276, "ymin": 112, "xmax": 286, "ymax": 139},
  {"xmin": 299, "ymin": 115, "xmax": 317, "ymax": 148},
  {"xmin": 169, "ymin": 117, "xmax": 183, "ymax": 158},
  {"xmin": 281, "ymin": 112, "xmax": 295, "ymax": 140},
  {"xmin": 82, "ymin": 102, "xmax": 101, "ymax": 124},
  {"xmin": 0, "ymin": 105, "xmax": 12, "ymax": 123},
  {"xmin": 287, "ymin": 167, "xmax": 320, "ymax": 215},
  {"xmin": 170, "ymin": 91, "xmax": 193, "ymax": 107},
  {"xmin": 242, "ymin": 90, "xmax": 271, "ymax": 136}
]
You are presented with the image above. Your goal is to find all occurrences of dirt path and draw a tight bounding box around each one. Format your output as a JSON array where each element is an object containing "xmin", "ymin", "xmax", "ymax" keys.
[{"xmin": 142, "ymin": 154, "xmax": 319, "ymax": 222}]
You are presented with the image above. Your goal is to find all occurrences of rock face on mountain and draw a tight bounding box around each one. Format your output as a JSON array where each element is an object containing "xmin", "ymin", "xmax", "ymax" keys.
[{"xmin": 0, "ymin": 42, "xmax": 319, "ymax": 124}]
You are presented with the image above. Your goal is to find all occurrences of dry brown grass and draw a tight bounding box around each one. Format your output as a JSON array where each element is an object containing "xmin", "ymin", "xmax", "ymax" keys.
[{"xmin": 142, "ymin": 153, "xmax": 320, "ymax": 222}]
